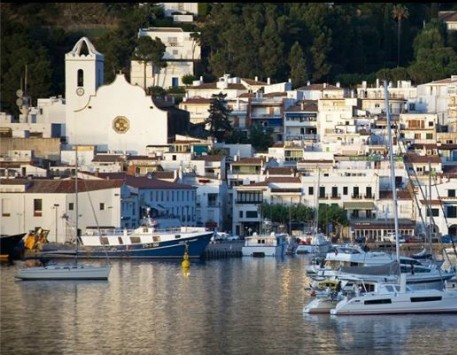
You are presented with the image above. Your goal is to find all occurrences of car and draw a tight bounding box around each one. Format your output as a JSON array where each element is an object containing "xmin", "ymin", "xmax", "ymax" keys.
[
  {"xmin": 226, "ymin": 235, "xmax": 240, "ymax": 241},
  {"xmin": 383, "ymin": 233, "xmax": 406, "ymax": 244},
  {"xmin": 214, "ymin": 232, "xmax": 229, "ymax": 241}
]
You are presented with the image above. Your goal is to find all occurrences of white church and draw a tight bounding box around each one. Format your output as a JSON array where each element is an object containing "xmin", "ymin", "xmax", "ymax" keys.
[{"xmin": 65, "ymin": 37, "xmax": 192, "ymax": 155}]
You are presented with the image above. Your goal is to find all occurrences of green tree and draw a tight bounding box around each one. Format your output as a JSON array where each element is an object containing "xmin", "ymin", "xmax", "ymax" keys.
[
  {"xmin": 248, "ymin": 124, "xmax": 274, "ymax": 153},
  {"xmin": 408, "ymin": 19, "xmax": 457, "ymax": 83},
  {"xmin": 288, "ymin": 41, "xmax": 308, "ymax": 88},
  {"xmin": 132, "ymin": 36, "xmax": 167, "ymax": 90},
  {"xmin": 392, "ymin": 4, "xmax": 409, "ymax": 67},
  {"xmin": 189, "ymin": 32, "xmax": 201, "ymax": 76},
  {"xmin": 205, "ymin": 92, "xmax": 232, "ymax": 142},
  {"xmin": 318, "ymin": 204, "xmax": 349, "ymax": 238},
  {"xmin": 182, "ymin": 74, "xmax": 196, "ymax": 86}
]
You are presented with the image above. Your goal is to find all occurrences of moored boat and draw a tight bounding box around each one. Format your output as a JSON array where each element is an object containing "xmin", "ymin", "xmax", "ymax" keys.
[
  {"xmin": 241, "ymin": 231, "xmax": 288, "ymax": 257},
  {"xmin": 0, "ymin": 233, "xmax": 26, "ymax": 261},
  {"xmin": 39, "ymin": 218, "xmax": 213, "ymax": 259}
]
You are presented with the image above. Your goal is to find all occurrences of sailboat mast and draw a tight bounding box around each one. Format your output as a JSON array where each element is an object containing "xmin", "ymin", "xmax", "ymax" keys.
[
  {"xmin": 75, "ymin": 145, "xmax": 79, "ymax": 265},
  {"xmin": 315, "ymin": 167, "xmax": 320, "ymax": 234},
  {"xmin": 383, "ymin": 80, "xmax": 401, "ymax": 263}
]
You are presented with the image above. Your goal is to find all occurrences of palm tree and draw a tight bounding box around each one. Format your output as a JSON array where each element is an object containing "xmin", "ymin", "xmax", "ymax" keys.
[{"xmin": 392, "ymin": 4, "xmax": 409, "ymax": 67}]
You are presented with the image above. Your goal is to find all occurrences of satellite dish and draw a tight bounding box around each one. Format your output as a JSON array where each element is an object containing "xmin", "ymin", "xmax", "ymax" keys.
[
  {"xmin": 16, "ymin": 98, "xmax": 23, "ymax": 106},
  {"xmin": 16, "ymin": 89, "xmax": 23, "ymax": 97}
]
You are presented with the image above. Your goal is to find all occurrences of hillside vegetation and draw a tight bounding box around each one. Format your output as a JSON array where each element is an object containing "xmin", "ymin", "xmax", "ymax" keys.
[{"xmin": 1, "ymin": 3, "xmax": 457, "ymax": 116}]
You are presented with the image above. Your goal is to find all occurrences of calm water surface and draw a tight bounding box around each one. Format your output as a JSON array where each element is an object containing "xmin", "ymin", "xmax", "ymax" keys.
[{"xmin": 1, "ymin": 256, "xmax": 456, "ymax": 355}]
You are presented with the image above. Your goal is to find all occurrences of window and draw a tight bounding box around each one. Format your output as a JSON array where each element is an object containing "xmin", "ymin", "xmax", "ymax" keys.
[
  {"xmin": 319, "ymin": 186, "xmax": 325, "ymax": 198},
  {"xmin": 77, "ymin": 69, "xmax": 84, "ymax": 87},
  {"xmin": 239, "ymin": 211, "xmax": 243, "ymax": 218},
  {"xmin": 448, "ymin": 189, "xmax": 456, "ymax": 198},
  {"xmin": 447, "ymin": 206, "xmax": 457, "ymax": 218},
  {"xmin": 34, "ymin": 199, "xmax": 42, "ymax": 217},
  {"xmin": 1, "ymin": 199, "xmax": 10, "ymax": 217},
  {"xmin": 100, "ymin": 203, "xmax": 105, "ymax": 210},
  {"xmin": 246, "ymin": 211, "xmax": 258, "ymax": 218},
  {"xmin": 353, "ymin": 186, "xmax": 359, "ymax": 198},
  {"xmin": 426, "ymin": 208, "xmax": 439, "ymax": 217},
  {"xmin": 69, "ymin": 203, "xmax": 74, "ymax": 211},
  {"xmin": 308, "ymin": 186, "xmax": 314, "ymax": 195},
  {"xmin": 343, "ymin": 186, "xmax": 348, "ymax": 195},
  {"xmin": 366, "ymin": 186, "xmax": 372, "ymax": 198}
]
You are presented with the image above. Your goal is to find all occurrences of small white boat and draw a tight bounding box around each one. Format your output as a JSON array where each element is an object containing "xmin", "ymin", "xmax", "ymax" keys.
[
  {"xmin": 15, "ymin": 261, "xmax": 111, "ymax": 281},
  {"xmin": 241, "ymin": 232, "xmax": 288, "ymax": 257}
]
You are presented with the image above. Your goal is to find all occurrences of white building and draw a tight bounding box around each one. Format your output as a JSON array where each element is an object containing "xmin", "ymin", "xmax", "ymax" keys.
[
  {"xmin": 131, "ymin": 27, "xmax": 201, "ymax": 89},
  {"xmin": 0, "ymin": 178, "xmax": 123, "ymax": 243},
  {"xmin": 65, "ymin": 37, "xmax": 171, "ymax": 155}
]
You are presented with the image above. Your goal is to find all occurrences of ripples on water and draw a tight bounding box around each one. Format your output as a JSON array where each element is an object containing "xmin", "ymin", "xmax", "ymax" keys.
[{"xmin": 1, "ymin": 257, "xmax": 456, "ymax": 355}]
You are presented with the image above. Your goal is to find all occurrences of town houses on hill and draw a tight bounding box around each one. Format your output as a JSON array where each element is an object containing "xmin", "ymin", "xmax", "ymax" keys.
[{"xmin": 1, "ymin": 31, "xmax": 457, "ymax": 244}]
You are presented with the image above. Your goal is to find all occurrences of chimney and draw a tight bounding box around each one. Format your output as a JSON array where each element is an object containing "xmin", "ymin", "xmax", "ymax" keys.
[
  {"xmin": 307, "ymin": 81, "xmax": 310, "ymax": 86},
  {"xmin": 323, "ymin": 83, "xmax": 327, "ymax": 89},
  {"xmin": 376, "ymin": 78, "xmax": 379, "ymax": 88},
  {"xmin": 301, "ymin": 101, "xmax": 304, "ymax": 110},
  {"xmin": 267, "ymin": 77, "xmax": 271, "ymax": 85},
  {"xmin": 255, "ymin": 76, "xmax": 258, "ymax": 82},
  {"xmin": 336, "ymin": 82, "xmax": 340, "ymax": 88}
]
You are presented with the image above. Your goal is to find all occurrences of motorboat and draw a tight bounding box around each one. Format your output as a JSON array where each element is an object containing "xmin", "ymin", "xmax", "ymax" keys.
[
  {"xmin": 296, "ymin": 232, "xmax": 332, "ymax": 255},
  {"xmin": 241, "ymin": 231, "xmax": 288, "ymax": 257},
  {"xmin": 330, "ymin": 274, "xmax": 457, "ymax": 315}
]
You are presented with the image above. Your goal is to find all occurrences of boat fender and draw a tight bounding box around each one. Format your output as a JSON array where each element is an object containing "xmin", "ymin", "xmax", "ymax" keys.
[{"xmin": 310, "ymin": 290, "xmax": 316, "ymax": 297}]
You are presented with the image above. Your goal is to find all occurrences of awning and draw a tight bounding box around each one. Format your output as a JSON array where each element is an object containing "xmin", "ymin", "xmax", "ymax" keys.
[{"xmin": 343, "ymin": 201, "xmax": 376, "ymax": 210}]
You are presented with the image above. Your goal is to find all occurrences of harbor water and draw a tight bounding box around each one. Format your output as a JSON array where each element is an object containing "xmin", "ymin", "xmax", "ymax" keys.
[{"xmin": 1, "ymin": 256, "xmax": 456, "ymax": 355}]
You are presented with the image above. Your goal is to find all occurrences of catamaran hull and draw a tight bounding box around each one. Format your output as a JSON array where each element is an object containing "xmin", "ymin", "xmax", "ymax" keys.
[
  {"xmin": 15, "ymin": 265, "xmax": 111, "ymax": 280},
  {"xmin": 40, "ymin": 233, "xmax": 213, "ymax": 259},
  {"xmin": 331, "ymin": 291, "xmax": 457, "ymax": 315}
]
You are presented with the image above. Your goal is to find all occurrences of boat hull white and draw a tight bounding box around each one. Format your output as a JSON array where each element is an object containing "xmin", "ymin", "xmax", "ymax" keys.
[
  {"xmin": 330, "ymin": 289, "xmax": 457, "ymax": 315},
  {"xmin": 15, "ymin": 264, "xmax": 111, "ymax": 280}
]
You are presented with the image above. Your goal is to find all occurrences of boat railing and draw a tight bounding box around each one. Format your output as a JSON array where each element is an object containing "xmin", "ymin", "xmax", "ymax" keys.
[{"xmin": 84, "ymin": 225, "xmax": 209, "ymax": 236}]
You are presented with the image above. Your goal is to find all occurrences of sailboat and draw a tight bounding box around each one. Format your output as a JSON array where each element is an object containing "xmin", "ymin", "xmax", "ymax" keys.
[
  {"xmin": 296, "ymin": 168, "xmax": 332, "ymax": 255},
  {"xmin": 15, "ymin": 146, "xmax": 111, "ymax": 281},
  {"xmin": 330, "ymin": 80, "xmax": 457, "ymax": 315}
]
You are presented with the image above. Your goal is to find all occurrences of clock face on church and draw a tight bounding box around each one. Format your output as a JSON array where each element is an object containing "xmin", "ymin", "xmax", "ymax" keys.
[{"xmin": 112, "ymin": 116, "xmax": 130, "ymax": 134}]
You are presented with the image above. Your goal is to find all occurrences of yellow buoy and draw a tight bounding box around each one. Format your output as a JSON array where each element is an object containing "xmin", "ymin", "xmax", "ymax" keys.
[{"xmin": 181, "ymin": 244, "xmax": 190, "ymax": 269}]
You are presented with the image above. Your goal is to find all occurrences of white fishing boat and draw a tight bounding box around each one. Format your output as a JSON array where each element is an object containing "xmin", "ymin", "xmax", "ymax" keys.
[
  {"xmin": 241, "ymin": 232, "xmax": 288, "ymax": 257},
  {"xmin": 330, "ymin": 80, "xmax": 457, "ymax": 315},
  {"xmin": 15, "ymin": 146, "xmax": 111, "ymax": 281}
]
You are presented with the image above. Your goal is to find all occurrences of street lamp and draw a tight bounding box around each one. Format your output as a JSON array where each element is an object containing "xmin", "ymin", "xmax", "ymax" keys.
[{"xmin": 53, "ymin": 204, "xmax": 60, "ymax": 243}]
